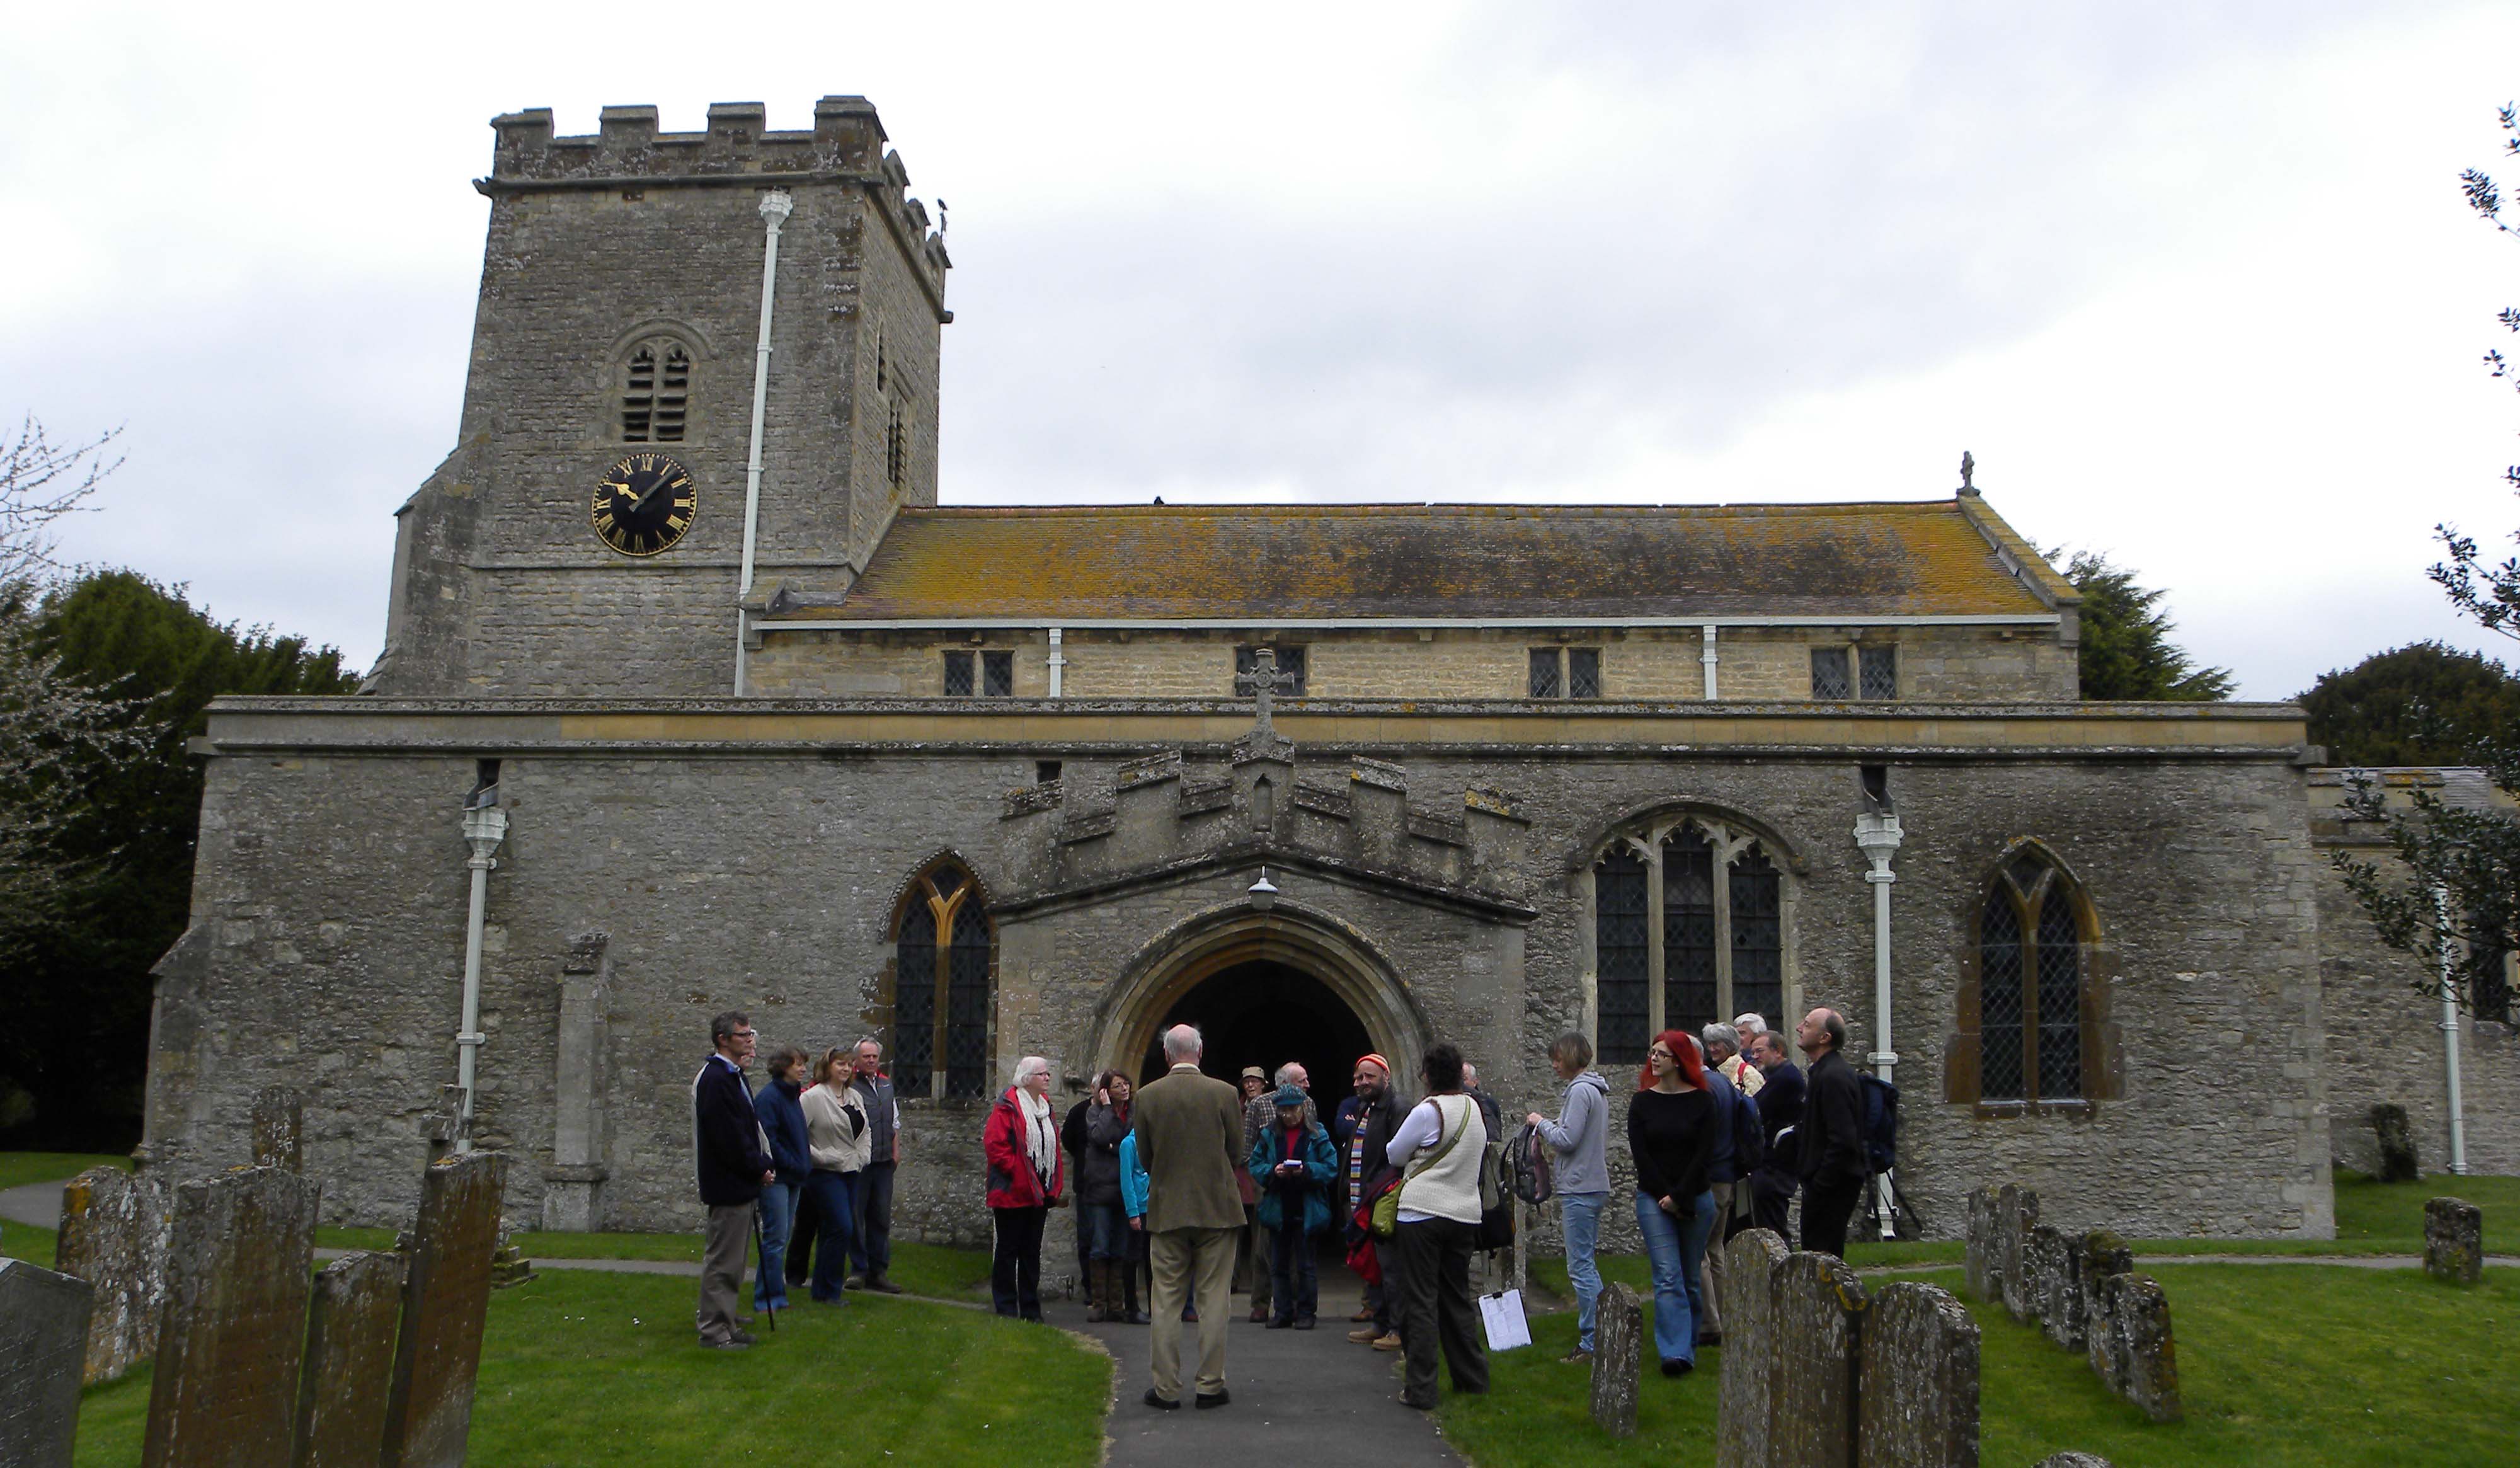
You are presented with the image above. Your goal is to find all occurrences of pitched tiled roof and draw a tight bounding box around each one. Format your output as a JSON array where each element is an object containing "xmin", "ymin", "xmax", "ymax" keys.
[{"xmin": 779, "ymin": 498, "xmax": 2069, "ymax": 622}]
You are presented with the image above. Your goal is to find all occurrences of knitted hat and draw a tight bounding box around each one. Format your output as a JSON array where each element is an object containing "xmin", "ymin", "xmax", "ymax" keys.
[
  {"xmin": 1273, "ymin": 1083, "xmax": 1307, "ymax": 1107},
  {"xmin": 1356, "ymin": 1053, "xmax": 1390, "ymax": 1077}
]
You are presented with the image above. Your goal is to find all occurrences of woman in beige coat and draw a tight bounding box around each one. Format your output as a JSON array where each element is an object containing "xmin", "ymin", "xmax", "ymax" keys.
[{"xmin": 802, "ymin": 1048, "xmax": 874, "ymax": 1303}]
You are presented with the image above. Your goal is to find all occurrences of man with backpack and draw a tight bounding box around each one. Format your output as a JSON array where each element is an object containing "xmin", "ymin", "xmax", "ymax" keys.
[{"xmin": 1794, "ymin": 1007, "xmax": 1869, "ymax": 1258}]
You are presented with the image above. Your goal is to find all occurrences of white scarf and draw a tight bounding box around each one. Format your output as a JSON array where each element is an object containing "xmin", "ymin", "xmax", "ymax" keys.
[{"xmin": 1019, "ymin": 1087, "xmax": 1057, "ymax": 1186}]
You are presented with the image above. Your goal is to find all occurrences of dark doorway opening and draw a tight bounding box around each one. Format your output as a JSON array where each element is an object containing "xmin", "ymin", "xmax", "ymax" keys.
[{"xmin": 1140, "ymin": 960, "xmax": 1373, "ymax": 1116}]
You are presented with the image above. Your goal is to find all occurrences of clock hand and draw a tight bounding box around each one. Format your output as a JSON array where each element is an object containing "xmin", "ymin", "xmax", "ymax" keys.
[{"xmin": 630, "ymin": 481, "xmax": 664, "ymax": 513}]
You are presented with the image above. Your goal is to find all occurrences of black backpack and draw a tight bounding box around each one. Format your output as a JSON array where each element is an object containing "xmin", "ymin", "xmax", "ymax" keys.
[
  {"xmin": 1729, "ymin": 1081, "xmax": 1766, "ymax": 1176},
  {"xmin": 1858, "ymin": 1072, "xmax": 1899, "ymax": 1175},
  {"xmin": 1508, "ymin": 1120, "xmax": 1555, "ymax": 1205}
]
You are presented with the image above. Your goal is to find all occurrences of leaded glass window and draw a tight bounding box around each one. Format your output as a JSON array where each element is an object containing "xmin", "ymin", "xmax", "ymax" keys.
[
  {"xmin": 1859, "ymin": 645, "xmax": 1898, "ymax": 700},
  {"xmin": 1595, "ymin": 849, "xmax": 1651, "ymax": 1064},
  {"xmin": 1569, "ymin": 648, "xmax": 1602, "ymax": 699},
  {"xmin": 1811, "ymin": 647, "xmax": 1852, "ymax": 699},
  {"xmin": 982, "ymin": 650, "xmax": 1014, "ymax": 697},
  {"xmin": 1977, "ymin": 893, "xmax": 2024, "ymax": 1101},
  {"xmin": 1731, "ymin": 847, "xmax": 1783, "ymax": 1028},
  {"xmin": 942, "ymin": 650, "xmax": 975, "ymax": 697},
  {"xmin": 1593, "ymin": 821, "xmax": 1792, "ymax": 1060},
  {"xmin": 1976, "ymin": 846, "xmax": 2087, "ymax": 1103},
  {"xmin": 1663, "ymin": 831, "xmax": 1717, "ymax": 1034},
  {"xmin": 893, "ymin": 861, "xmax": 995, "ymax": 1099},
  {"xmin": 1528, "ymin": 649, "xmax": 1563, "ymax": 699}
]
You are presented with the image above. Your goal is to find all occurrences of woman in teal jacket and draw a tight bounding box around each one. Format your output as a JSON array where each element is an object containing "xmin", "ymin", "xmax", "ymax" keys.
[{"xmin": 1246, "ymin": 1083, "xmax": 1341, "ymax": 1329}]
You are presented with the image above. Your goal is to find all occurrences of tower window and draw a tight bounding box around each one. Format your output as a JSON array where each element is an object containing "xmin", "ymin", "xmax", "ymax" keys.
[
  {"xmin": 1811, "ymin": 646, "xmax": 1852, "ymax": 700},
  {"xmin": 1860, "ymin": 645, "xmax": 1899, "ymax": 700},
  {"xmin": 621, "ymin": 340, "xmax": 693, "ymax": 443},
  {"xmin": 886, "ymin": 401, "xmax": 908, "ymax": 489}
]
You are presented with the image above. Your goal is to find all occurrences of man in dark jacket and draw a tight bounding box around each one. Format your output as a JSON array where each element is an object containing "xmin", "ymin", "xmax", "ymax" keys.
[
  {"xmin": 694, "ymin": 1010, "xmax": 774, "ymax": 1348},
  {"xmin": 1744, "ymin": 1028, "xmax": 1805, "ymax": 1239},
  {"xmin": 1344, "ymin": 1053, "xmax": 1407, "ymax": 1350},
  {"xmin": 1793, "ymin": 1007, "xmax": 1867, "ymax": 1258},
  {"xmin": 1063, "ymin": 1086, "xmax": 1096, "ymax": 1304},
  {"xmin": 847, "ymin": 1038, "xmax": 905, "ymax": 1292}
]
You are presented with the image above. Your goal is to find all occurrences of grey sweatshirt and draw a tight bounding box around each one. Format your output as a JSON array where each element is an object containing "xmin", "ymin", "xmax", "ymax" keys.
[{"xmin": 1534, "ymin": 1070, "xmax": 1612, "ymax": 1195}]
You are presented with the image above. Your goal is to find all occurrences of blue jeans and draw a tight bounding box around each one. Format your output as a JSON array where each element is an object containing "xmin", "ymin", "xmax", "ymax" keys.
[
  {"xmin": 1084, "ymin": 1201, "xmax": 1130, "ymax": 1261},
  {"xmin": 805, "ymin": 1171, "xmax": 858, "ymax": 1303},
  {"xmin": 1560, "ymin": 1191, "xmax": 1607, "ymax": 1351},
  {"xmin": 753, "ymin": 1179, "xmax": 799, "ymax": 1310},
  {"xmin": 1635, "ymin": 1188, "xmax": 1716, "ymax": 1366}
]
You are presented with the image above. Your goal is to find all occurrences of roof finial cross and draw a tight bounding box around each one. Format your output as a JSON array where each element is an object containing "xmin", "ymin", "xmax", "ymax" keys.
[
  {"xmin": 1959, "ymin": 450, "xmax": 1976, "ymax": 491},
  {"xmin": 1236, "ymin": 647, "xmax": 1300, "ymax": 739}
]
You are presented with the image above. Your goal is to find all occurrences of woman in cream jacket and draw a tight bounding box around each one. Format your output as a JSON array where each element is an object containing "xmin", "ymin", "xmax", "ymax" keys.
[{"xmin": 803, "ymin": 1048, "xmax": 874, "ymax": 1303}]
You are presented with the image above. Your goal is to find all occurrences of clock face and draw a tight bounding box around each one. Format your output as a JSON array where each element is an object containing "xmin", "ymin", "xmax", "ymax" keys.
[{"xmin": 591, "ymin": 454, "xmax": 696, "ymax": 558}]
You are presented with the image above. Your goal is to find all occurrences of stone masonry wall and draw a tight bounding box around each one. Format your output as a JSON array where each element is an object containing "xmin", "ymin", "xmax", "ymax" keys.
[{"xmin": 147, "ymin": 705, "xmax": 2330, "ymax": 1245}]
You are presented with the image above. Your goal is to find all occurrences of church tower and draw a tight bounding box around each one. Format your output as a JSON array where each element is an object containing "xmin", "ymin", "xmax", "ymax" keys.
[{"xmin": 365, "ymin": 98, "xmax": 950, "ymax": 696}]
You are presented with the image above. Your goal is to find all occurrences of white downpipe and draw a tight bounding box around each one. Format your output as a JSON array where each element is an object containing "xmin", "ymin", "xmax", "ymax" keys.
[
  {"xmin": 1854, "ymin": 811, "xmax": 1903, "ymax": 1236},
  {"xmin": 1048, "ymin": 627, "xmax": 1065, "ymax": 698},
  {"xmin": 1700, "ymin": 624, "xmax": 1719, "ymax": 699},
  {"xmin": 2434, "ymin": 884, "xmax": 2468, "ymax": 1174},
  {"xmin": 455, "ymin": 801, "xmax": 508, "ymax": 1153},
  {"xmin": 733, "ymin": 188, "xmax": 794, "ymax": 696}
]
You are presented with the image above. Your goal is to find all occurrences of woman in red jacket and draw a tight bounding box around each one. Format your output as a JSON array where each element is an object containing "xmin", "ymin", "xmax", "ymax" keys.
[{"xmin": 983, "ymin": 1054, "xmax": 1066, "ymax": 1320}]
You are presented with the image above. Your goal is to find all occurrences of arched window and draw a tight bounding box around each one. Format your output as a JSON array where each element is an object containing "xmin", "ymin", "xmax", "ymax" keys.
[
  {"xmin": 1589, "ymin": 815, "xmax": 1795, "ymax": 1064},
  {"xmin": 1969, "ymin": 845, "xmax": 2092, "ymax": 1103},
  {"xmin": 891, "ymin": 859, "xmax": 995, "ymax": 1098},
  {"xmin": 621, "ymin": 340, "xmax": 692, "ymax": 442}
]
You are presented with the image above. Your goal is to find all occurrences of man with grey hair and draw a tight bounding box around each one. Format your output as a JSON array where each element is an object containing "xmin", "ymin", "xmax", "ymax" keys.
[
  {"xmin": 1132, "ymin": 1024, "xmax": 1246, "ymax": 1409},
  {"xmin": 847, "ymin": 1036, "xmax": 905, "ymax": 1292}
]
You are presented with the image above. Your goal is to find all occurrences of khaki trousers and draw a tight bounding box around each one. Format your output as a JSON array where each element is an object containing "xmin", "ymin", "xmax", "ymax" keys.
[
  {"xmin": 1148, "ymin": 1225, "xmax": 1238, "ymax": 1401},
  {"xmin": 697, "ymin": 1202, "xmax": 751, "ymax": 1344},
  {"xmin": 1698, "ymin": 1181, "xmax": 1734, "ymax": 1334}
]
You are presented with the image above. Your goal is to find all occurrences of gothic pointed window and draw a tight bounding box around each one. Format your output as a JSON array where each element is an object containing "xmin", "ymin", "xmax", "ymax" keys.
[
  {"xmin": 1592, "ymin": 818, "xmax": 1795, "ymax": 1064},
  {"xmin": 891, "ymin": 859, "xmax": 995, "ymax": 1099},
  {"xmin": 1968, "ymin": 845, "xmax": 2094, "ymax": 1104}
]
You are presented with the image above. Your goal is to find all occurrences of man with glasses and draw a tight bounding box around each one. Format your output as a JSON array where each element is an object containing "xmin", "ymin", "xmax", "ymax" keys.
[{"xmin": 694, "ymin": 1010, "xmax": 776, "ymax": 1349}]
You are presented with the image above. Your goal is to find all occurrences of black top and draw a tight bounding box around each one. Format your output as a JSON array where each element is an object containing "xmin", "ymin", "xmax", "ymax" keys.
[
  {"xmin": 1799, "ymin": 1050, "xmax": 1868, "ymax": 1188},
  {"xmin": 1754, "ymin": 1059, "xmax": 1806, "ymax": 1175},
  {"xmin": 694, "ymin": 1055, "xmax": 772, "ymax": 1207},
  {"xmin": 1625, "ymin": 1087, "xmax": 1717, "ymax": 1210}
]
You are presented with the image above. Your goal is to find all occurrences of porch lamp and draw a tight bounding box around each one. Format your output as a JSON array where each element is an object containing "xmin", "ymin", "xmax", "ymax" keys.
[{"xmin": 1247, "ymin": 866, "xmax": 1278, "ymax": 911}]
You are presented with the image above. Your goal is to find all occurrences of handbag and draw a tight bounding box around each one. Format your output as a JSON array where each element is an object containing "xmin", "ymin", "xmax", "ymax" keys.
[{"xmin": 1374, "ymin": 1097, "xmax": 1469, "ymax": 1239}]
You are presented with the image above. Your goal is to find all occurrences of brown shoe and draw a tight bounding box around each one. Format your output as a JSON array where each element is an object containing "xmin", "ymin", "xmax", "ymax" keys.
[
  {"xmin": 1249, "ymin": 1303, "xmax": 1271, "ymax": 1323},
  {"xmin": 1351, "ymin": 1307, "xmax": 1375, "ymax": 1322},
  {"xmin": 1373, "ymin": 1331, "xmax": 1403, "ymax": 1351},
  {"xmin": 1348, "ymin": 1326, "xmax": 1382, "ymax": 1343}
]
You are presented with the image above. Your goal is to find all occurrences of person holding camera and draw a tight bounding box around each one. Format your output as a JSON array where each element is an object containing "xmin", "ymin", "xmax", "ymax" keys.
[{"xmin": 1247, "ymin": 1082, "xmax": 1338, "ymax": 1329}]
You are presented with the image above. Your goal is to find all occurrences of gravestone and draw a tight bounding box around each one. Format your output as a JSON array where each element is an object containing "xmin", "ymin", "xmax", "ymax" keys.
[
  {"xmin": 2086, "ymin": 1273, "xmax": 2180, "ymax": 1423},
  {"xmin": 140, "ymin": 1165, "xmax": 324, "ymax": 1468},
  {"xmin": 251, "ymin": 1087, "xmax": 305, "ymax": 1173},
  {"xmin": 0, "ymin": 1257, "xmax": 96, "ymax": 1468},
  {"xmin": 488, "ymin": 1218, "xmax": 534, "ymax": 1290},
  {"xmin": 2029, "ymin": 1225, "xmax": 2091, "ymax": 1351},
  {"xmin": 1716, "ymin": 1228, "xmax": 1790, "ymax": 1468},
  {"xmin": 1855, "ymin": 1281, "xmax": 1979, "ymax": 1468},
  {"xmin": 1767, "ymin": 1252, "xmax": 1867, "ymax": 1468},
  {"xmin": 381, "ymin": 1152, "xmax": 508, "ymax": 1468},
  {"xmin": 1996, "ymin": 1184, "xmax": 2040, "ymax": 1324},
  {"xmin": 2032, "ymin": 1456, "xmax": 2112, "ymax": 1468},
  {"xmin": 2423, "ymin": 1196, "xmax": 2483, "ymax": 1285},
  {"xmin": 2075, "ymin": 1231, "xmax": 2131, "ymax": 1356},
  {"xmin": 294, "ymin": 1251, "xmax": 407, "ymax": 1468},
  {"xmin": 55, "ymin": 1164, "xmax": 171, "ymax": 1384},
  {"xmin": 1961, "ymin": 1186, "xmax": 2000, "ymax": 1302},
  {"xmin": 1589, "ymin": 1282, "xmax": 1642, "ymax": 1439},
  {"xmin": 2369, "ymin": 1103, "xmax": 2418, "ymax": 1183}
]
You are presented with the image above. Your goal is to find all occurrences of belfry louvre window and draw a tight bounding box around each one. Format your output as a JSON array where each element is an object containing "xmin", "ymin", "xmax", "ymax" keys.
[
  {"xmin": 1591, "ymin": 817, "xmax": 1793, "ymax": 1064},
  {"xmin": 1970, "ymin": 846, "xmax": 2091, "ymax": 1103},
  {"xmin": 891, "ymin": 860, "xmax": 995, "ymax": 1099},
  {"xmin": 885, "ymin": 401, "xmax": 908, "ymax": 489},
  {"xmin": 1811, "ymin": 647, "xmax": 1852, "ymax": 699},
  {"xmin": 621, "ymin": 343, "xmax": 691, "ymax": 442}
]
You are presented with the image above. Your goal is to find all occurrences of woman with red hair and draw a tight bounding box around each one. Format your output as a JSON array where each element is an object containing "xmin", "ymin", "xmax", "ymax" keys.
[{"xmin": 1626, "ymin": 1029, "xmax": 1717, "ymax": 1376}]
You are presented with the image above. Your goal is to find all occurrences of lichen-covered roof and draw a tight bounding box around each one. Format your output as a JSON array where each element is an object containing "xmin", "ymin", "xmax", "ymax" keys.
[{"xmin": 782, "ymin": 498, "xmax": 2066, "ymax": 621}]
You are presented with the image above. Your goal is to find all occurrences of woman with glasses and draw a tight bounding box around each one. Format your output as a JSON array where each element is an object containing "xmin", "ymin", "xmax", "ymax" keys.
[{"xmin": 1628, "ymin": 1030, "xmax": 1718, "ymax": 1376}]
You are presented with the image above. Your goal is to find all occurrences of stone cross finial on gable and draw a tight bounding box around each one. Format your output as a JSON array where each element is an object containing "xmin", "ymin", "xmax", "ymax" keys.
[{"xmin": 1235, "ymin": 648, "xmax": 1300, "ymax": 739}]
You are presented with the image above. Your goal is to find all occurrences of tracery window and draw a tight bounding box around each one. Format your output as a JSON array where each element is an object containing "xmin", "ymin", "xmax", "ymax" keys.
[
  {"xmin": 621, "ymin": 340, "xmax": 692, "ymax": 442},
  {"xmin": 891, "ymin": 859, "xmax": 995, "ymax": 1098},
  {"xmin": 1973, "ymin": 845, "xmax": 2088, "ymax": 1102},
  {"xmin": 1589, "ymin": 815, "xmax": 1794, "ymax": 1064}
]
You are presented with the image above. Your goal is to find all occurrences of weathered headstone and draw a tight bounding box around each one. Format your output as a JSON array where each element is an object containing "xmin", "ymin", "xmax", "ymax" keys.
[
  {"xmin": 1768, "ymin": 1252, "xmax": 1867, "ymax": 1468},
  {"xmin": 1716, "ymin": 1228, "xmax": 1790, "ymax": 1468},
  {"xmin": 0, "ymin": 1257, "xmax": 96, "ymax": 1468},
  {"xmin": 2075, "ymin": 1230, "xmax": 2131, "ymax": 1358},
  {"xmin": 293, "ymin": 1251, "xmax": 407, "ymax": 1468},
  {"xmin": 1589, "ymin": 1282, "xmax": 1643, "ymax": 1438},
  {"xmin": 2424, "ymin": 1196, "xmax": 2483, "ymax": 1285},
  {"xmin": 1961, "ymin": 1186, "xmax": 2000, "ymax": 1303},
  {"xmin": 55, "ymin": 1164, "xmax": 171, "ymax": 1384},
  {"xmin": 1996, "ymin": 1184, "xmax": 2040, "ymax": 1325},
  {"xmin": 1855, "ymin": 1281, "xmax": 1979, "ymax": 1468},
  {"xmin": 140, "ymin": 1165, "xmax": 324, "ymax": 1468},
  {"xmin": 2031, "ymin": 1455, "xmax": 2112, "ymax": 1468},
  {"xmin": 488, "ymin": 1217, "xmax": 534, "ymax": 1290},
  {"xmin": 2086, "ymin": 1273, "xmax": 2179, "ymax": 1423},
  {"xmin": 381, "ymin": 1151, "xmax": 508, "ymax": 1468},
  {"xmin": 2030, "ymin": 1225, "xmax": 2092, "ymax": 1351},
  {"xmin": 251, "ymin": 1087, "xmax": 305, "ymax": 1173},
  {"xmin": 2370, "ymin": 1103, "xmax": 2419, "ymax": 1183}
]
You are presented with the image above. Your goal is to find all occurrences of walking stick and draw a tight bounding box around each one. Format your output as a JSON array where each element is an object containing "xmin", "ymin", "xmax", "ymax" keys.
[{"xmin": 754, "ymin": 1203, "xmax": 778, "ymax": 1332}]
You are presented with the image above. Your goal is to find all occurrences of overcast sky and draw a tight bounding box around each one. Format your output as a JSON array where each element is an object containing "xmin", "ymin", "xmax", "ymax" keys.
[{"xmin": 5, "ymin": 2, "xmax": 2517, "ymax": 699}]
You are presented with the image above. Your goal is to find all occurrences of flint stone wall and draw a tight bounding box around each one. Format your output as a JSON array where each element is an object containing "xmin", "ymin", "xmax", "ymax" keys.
[
  {"xmin": 1855, "ymin": 1281, "xmax": 1979, "ymax": 1468},
  {"xmin": 0, "ymin": 1257, "xmax": 95, "ymax": 1468},
  {"xmin": 54, "ymin": 1166, "xmax": 171, "ymax": 1385},
  {"xmin": 141, "ymin": 1166, "xmax": 323, "ymax": 1468}
]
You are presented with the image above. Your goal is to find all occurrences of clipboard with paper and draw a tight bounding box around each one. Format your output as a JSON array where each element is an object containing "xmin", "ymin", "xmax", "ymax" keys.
[{"xmin": 1479, "ymin": 1287, "xmax": 1531, "ymax": 1351}]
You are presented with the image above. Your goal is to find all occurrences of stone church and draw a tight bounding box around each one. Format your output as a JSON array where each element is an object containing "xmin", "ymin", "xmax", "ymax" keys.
[{"xmin": 139, "ymin": 98, "xmax": 2514, "ymax": 1247}]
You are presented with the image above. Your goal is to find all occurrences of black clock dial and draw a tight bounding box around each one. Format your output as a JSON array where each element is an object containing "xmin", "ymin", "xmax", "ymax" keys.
[{"xmin": 592, "ymin": 454, "xmax": 696, "ymax": 558}]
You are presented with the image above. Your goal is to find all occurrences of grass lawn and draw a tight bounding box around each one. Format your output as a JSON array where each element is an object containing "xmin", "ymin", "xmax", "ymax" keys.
[
  {"xmin": 0, "ymin": 1151, "xmax": 129, "ymax": 1191},
  {"xmin": 1439, "ymin": 1262, "xmax": 2519, "ymax": 1468},
  {"xmin": 73, "ymin": 1267, "xmax": 1108, "ymax": 1467}
]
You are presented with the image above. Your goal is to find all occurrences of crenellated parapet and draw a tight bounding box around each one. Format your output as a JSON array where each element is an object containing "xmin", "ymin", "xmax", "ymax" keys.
[{"xmin": 995, "ymin": 739, "xmax": 1533, "ymax": 917}]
